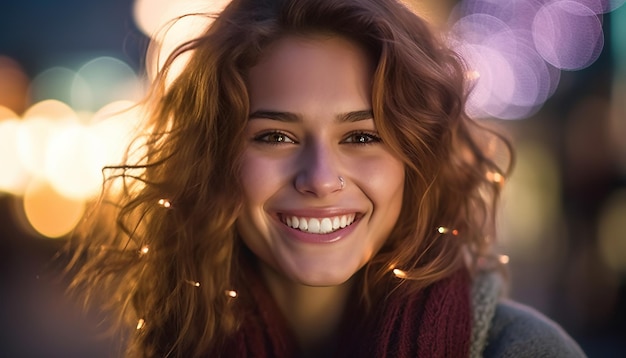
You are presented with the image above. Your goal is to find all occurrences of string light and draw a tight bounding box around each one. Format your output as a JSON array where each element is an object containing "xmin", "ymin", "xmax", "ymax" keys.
[
  {"xmin": 466, "ymin": 70, "xmax": 480, "ymax": 81},
  {"xmin": 392, "ymin": 268, "xmax": 408, "ymax": 279},
  {"xmin": 136, "ymin": 318, "xmax": 146, "ymax": 330},
  {"xmin": 226, "ymin": 290, "xmax": 238, "ymax": 298},
  {"xmin": 139, "ymin": 245, "xmax": 149, "ymax": 255},
  {"xmin": 437, "ymin": 226, "xmax": 459, "ymax": 235},
  {"xmin": 486, "ymin": 171, "xmax": 504, "ymax": 185},
  {"xmin": 186, "ymin": 280, "xmax": 201, "ymax": 287},
  {"xmin": 499, "ymin": 255, "xmax": 510, "ymax": 264},
  {"xmin": 158, "ymin": 199, "xmax": 171, "ymax": 208}
]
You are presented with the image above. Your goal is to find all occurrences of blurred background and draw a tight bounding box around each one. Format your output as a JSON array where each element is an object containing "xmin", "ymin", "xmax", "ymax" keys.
[{"xmin": 0, "ymin": 0, "xmax": 625, "ymax": 356}]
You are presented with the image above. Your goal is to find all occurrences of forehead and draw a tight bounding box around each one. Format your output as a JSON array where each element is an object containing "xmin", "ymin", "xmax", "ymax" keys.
[{"xmin": 247, "ymin": 34, "xmax": 375, "ymax": 112}]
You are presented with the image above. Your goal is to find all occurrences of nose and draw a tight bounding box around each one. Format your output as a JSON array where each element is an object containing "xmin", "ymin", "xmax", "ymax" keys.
[{"xmin": 294, "ymin": 141, "xmax": 343, "ymax": 197}]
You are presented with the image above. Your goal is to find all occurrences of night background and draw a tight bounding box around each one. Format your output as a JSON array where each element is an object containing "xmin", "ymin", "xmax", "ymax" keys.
[{"xmin": 1, "ymin": 0, "xmax": 625, "ymax": 357}]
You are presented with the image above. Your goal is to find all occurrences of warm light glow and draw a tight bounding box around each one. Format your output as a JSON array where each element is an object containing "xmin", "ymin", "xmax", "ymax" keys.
[
  {"xmin": 133, "ymin": 0, "xmax": 230, "ymax": 37},
  {"xmin": 45, "ymin": 124, "xmax": 106, "ymax": 199},
  {"xmin": 90, "ymin": 100, "xmax": 146, "ymax": 194},
  {"xmin": 0, "ymin": 56, "xmax": 29, "ymax": 113},
  {"xmin": 466, "ymin": 70, "xmax": 480, "ymax": 81},
  {"xmin": 22, "ymin": 180, "xmax": 86, "ymax": 238},
  {"xmin": 437, "ymin": 226, "xmax": 448, "ymax": 234},
  {"xmin": 486, "ymin": 171, "xmax": 504, "ymax": 184},
  {"xmin": 134, "ymin": 0, "xmax": 231, "ymax": 84},
  {"xmin": 136, "ymin": 318, "xmax": 146, "ymax": 330},
  {"xmin": 18, "ymin": 100, "xmax": 79, "ymax": 178},
  {"xmin": 158, "ymin": 199, "xmax": 171, "ymax": 208},
  {"xmin": 0, "ymin": 116, "xmax": 30, "ymax": 195},
  {"xmin": 226, "ymin": 290, "xmax": 238, "ymax": 298},
  {"xmin": 392, "ymin": 268, "xmax": 408, "ymax": 279},
  {"xmin": 140, "ymin": 245, "xmax": 150, "ymax": 255},
  {"xmin": 145, "ymin": 15, "xmax": 214, "ymax": 85},
  {"xmin": 0, "ymin": 105, "xmax": 17, "ymax": 121},
  {"xmin": 499, "ymin": 255, "xmax": 510, "ymax": 264}
]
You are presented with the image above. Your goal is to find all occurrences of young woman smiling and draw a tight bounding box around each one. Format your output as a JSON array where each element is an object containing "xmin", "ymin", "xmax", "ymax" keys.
[{"xmin": 66, "ymin": 0, "xmax": 586, "ymax": 357}]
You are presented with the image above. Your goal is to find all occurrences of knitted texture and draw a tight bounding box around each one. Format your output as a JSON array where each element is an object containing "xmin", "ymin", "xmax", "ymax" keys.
[
  {"xmin": 223, "ymin": 268, "xmax": 472, "ymax": 357},
  {"xmin": 469, "ymin": 270, "xmax": 504, "ymax": 358}
]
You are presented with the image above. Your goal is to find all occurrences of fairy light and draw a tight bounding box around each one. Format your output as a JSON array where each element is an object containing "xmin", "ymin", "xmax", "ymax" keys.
[
  {"xmin": 466, "ymin": 70, "xmax": 480, "ymax": 81},
  {"xmin": 499, "ymin": 255, "xmax": 510, "ymax": 264},
  {"xmin": 226, "ymin": 290, "xmax": 238, "ymax": 298},
  {"xmin": 437, "ymin": 226, "xmax": 460, "ymax": 236},
  {"xmin": 392, "ymin": 268, "xmax": 408, "ymax": 279},
  {"xmin": 136, "ymin": 318, "xmax": 146, "ymax": 330},
  {"xmin": 139, "ymin": 245, "xmax": 149, "ymax": 255},
  {"xmin": 486, "ymin": 171, "xmax": 504, "ymax": 185},
  {"xmin": 158, "ymin": 199, "xmax": 171, "ymax": 208},
  {"xmin": 186, "ymin": 280, "xmax": 201, "ymax": 287}
]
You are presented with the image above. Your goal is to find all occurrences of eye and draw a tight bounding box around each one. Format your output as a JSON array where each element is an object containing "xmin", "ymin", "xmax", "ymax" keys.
[
  {"xmin": 342, "ymin": 131, "xmax": 382, "ymax": 145},
  {"xmin": 253, "ymin": 131, "xmax": 297, "ymax": 144}
]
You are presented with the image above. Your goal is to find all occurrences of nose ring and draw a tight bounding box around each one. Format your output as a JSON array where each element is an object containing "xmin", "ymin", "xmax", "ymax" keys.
[{"xmin": 339, "ymin": 176, "xmax": 345, "ymax": 190}]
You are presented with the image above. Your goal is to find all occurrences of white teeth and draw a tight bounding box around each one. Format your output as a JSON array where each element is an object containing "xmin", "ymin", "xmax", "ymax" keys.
[
  {"xmin": 298, "ymin": 218, "xmax": 308, "ymax": 231},
  {"xmin": 283, "ymin": 214, "xmax": 356, "ymax": 234},
  {"xmin": 321, "ymin": 218, "xmax": 332, "ymax": 232},
  {"xmin": 308, "ymin": 218, "xmax": 320, "ymax": 233}
]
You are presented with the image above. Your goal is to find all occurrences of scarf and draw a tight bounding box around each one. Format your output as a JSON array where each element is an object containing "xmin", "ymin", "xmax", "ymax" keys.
[{"xmin": 221, "ymin": 267, "xmax": 471, "ymax": 357}]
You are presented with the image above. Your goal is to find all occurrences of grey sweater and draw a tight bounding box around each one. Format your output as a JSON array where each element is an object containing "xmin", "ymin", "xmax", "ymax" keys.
[{"xmin": 471, "ymin": 271, "xmax": 587, "ymax": 357}]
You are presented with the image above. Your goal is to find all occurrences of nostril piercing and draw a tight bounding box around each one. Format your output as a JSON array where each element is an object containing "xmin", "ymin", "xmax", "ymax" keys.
[{"xmin": 339, "ymin": 176, "xmax": 345, "ymax": 189}]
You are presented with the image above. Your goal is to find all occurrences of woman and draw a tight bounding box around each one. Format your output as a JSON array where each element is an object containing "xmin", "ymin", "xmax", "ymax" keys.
[{"xmin": 67, "ymin": 0, "xmax": 586, "ymax": 356}]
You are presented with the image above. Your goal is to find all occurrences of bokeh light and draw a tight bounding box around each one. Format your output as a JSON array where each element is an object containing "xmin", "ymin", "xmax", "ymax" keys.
[
  {"xmin": 134, "ymin": 0, "xmax": 231, "ymax": 84},
  {"xmin": 0, "ymin": 56, "xmax": 30, "ymax": 114},
  {"xmin": 533, "ymin": 0, "xmax": 604, "ymax": 70},
  {"xmin": 22, "ymin": 179, "xmax": 86, "ymax": 239},
  {"xmin": 30, "ymin": 67, "xmax": 84, "ymax": 108},
  {"xmin": 17, "ymin": 100, "xmax": 79, "ymax": 178},
  {"xmin": 498, "ymin": 141, "xmax": 565, "ymax": 261},
  {"xmin": 73, "ymin": 56, "xmax": 143, "ymax": 111},
  {"xmin": 90, "ymin": 100, "xmax": 146, "ymax": 194},
  {"xmin": 0, "ymin": 109, "xmax": 29, "ymax": 195},
  {"xmin": 45, "ymin": 125, "xmax": 105, "ymax": 199},
  {"xmin": 448, "ymin": 0, "xmax": 617, "ymax": 119},
  {"xmin": 597, "ymin": 189, "xmax": 626, "ymax": 273}
]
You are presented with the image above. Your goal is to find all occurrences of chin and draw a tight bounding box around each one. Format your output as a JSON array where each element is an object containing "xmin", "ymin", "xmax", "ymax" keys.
[{"xmin": 288, "ymin": 266, "xmax": 359, "ymax": 287}]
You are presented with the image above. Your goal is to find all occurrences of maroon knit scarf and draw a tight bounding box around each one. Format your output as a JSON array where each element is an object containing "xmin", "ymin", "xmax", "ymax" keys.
[{"xmin": 221, "ymin": 268, "xmax": 471, "ymax": 357}]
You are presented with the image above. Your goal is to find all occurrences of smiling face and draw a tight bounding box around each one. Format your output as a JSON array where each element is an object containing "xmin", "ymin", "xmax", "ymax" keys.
[{"xmin": 237, "ymin": 35, "xmax": 405, "ymax": 287}]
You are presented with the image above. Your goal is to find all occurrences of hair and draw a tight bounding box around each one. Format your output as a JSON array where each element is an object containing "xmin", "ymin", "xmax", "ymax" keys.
[{"xmin": 65, "ymin": 0, "xmax": 513, "ymax": 356}]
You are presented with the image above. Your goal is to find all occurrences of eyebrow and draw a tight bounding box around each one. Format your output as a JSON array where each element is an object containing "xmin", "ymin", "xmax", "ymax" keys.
[{"xmin": 248, "ymin": 109, "xmax": 374, "ymax": 123}]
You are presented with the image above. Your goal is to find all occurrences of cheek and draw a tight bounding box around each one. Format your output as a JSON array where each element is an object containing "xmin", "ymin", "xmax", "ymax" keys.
[
  {"xmin": 239, "ymin": 153, "xmax": 279, "ymax": 203},
  {"xmin": 354, "ymin": 155, "xmax": 405, "ymax": 204}
]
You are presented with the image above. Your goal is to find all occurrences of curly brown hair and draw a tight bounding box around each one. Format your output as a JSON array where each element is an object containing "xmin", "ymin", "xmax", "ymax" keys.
[{"xmin": 65, "ymin": 0, "xmax": 513, "ymax": 356}]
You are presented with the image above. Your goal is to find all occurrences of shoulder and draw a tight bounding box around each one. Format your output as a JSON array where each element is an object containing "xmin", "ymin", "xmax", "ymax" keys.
[{"xmin": 483, "ymin": 299, "xmax": 587, "ymax": 358}]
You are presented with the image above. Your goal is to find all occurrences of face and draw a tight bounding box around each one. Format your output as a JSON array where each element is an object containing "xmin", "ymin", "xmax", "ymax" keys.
[{"xmin": 237, "ymin": 35, "xmax": 405, "ymax": 287}]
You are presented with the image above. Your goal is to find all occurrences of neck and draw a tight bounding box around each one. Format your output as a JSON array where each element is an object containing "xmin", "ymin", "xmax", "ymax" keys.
[{"xmin": 259, "ymin": 264, "xmax": 355, "ymax": 356}]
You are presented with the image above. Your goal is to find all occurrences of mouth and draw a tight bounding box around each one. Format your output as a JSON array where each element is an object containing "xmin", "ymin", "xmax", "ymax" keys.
[{"xmin": 279, "ymin": 213, "xmax": 358, "ymax": 234}]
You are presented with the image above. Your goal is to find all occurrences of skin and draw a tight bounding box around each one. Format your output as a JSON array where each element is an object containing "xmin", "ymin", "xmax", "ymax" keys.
[{"xmin": 236, "ymin": 34, "xmax": 405, "ymax": 352}]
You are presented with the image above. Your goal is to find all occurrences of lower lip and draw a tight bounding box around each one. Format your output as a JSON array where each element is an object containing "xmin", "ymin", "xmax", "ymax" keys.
[{"xmin": 276, "ymin": 217, "xmax": 360, "ymax": 244}]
